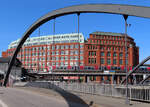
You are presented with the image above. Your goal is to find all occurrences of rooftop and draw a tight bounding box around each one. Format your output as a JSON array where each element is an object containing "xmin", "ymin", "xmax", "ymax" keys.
[{"xmin": 91, "ymin": 31, "xmax": 125, "ymax": 36}]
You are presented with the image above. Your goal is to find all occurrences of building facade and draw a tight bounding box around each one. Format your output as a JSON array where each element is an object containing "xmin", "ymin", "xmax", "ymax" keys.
[
  {"xmin": 2, "ymin": 32, "xmax": 140, "ymax": 83},
  {"xmin": 2, "ymin": 33, "xmax": 85, "ymax": 72},
  {"xmin": 84, "ymin": 31, "xmax": 139, "ymax": 68},
  {"xmin": 2, "ymin": 31, "xmax": 139, "ymax": 75}
]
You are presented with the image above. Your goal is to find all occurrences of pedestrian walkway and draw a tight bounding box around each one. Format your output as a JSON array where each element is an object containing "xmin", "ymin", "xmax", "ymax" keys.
[{"xmin": 16, "ymin": 87, "xmax": 150, "ymax": 107}]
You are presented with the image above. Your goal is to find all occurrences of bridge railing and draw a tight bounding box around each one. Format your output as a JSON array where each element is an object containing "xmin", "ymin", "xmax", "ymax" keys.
[{"xmin": 24, "ymin": 81, "xmax": 150, "ymax": 102}]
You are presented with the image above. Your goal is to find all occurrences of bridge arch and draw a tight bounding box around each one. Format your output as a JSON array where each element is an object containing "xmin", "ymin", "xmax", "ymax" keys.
[
  {"xmin": 4, "ymin": 4, "xmax": 150, "ymax": 86},
  {"xmin": 121, "ymin": 56, "xmax": 150, "ymax": 84}
]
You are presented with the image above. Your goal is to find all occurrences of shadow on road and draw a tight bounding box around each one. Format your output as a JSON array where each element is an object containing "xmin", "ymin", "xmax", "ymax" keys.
[{"xmin": 25, "ymin": 82, "xmax": 90, "ymax": 107}]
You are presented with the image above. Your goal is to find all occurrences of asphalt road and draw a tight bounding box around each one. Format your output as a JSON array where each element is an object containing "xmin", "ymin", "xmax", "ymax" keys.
[{"xmin": 0, "ymin": 87, "xmax": 88, "ymax": 107}]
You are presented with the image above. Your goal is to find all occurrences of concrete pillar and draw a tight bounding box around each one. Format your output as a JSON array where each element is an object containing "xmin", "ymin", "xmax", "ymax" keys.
[
  {"xmin": 82, "ymin": 76, "xmax": 87, "ymax": 83},
  {"xmin": 110, "ymin": 75, "xmax": 115, "ymax": 84},
  {"xmin": 117, "ymin": 76, "xmax": 120, "ymax": 84},
  {"xmin": 104, "ymin": 76, "xmax": 108, "ymax": 83},
  {"xmin": 96, "ymin": 76, "xmax": 101, "ymax": 83}
]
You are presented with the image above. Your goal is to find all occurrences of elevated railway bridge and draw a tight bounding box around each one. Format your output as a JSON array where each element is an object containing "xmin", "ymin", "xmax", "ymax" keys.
[{"xmin": 27, "ymin": 69, "xmax": 150, "ymax": 84}]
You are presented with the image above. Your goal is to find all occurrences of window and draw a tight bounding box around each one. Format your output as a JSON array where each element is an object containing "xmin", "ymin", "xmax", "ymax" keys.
[
  {"xmin": 56, "ymin": 62, "xmax": 59, "ymax": 66},
  {"xmin": 107, "ymin": 52, "xmax": 111, "ymax": 57},
  {"xmin": 90, "ymin": 40, "xmax": 92, "ymax": 43},
  {"xmin": 65, "ymin": 62, "xmax": 68, "ymax": 66},
  {"xmin": 106, "ymin": 41, "xmax": 108, "ymax": 44},
  {"xmin": 100, "ymin": 46, "xmax": 104, "ymax": 50},
  {"xmin": 75, "ymin": 44, "xmax": 79, "ymax": 49},
  {"xmin": 52, "ymin": 57, "xmax": 55, "ymax": 60},
  {"xmin": 52, "ymin": 51, "xmax": 55, "ymax": 55},
  {"xmin": 70, "ymin": 45, "xmax": 74, "ymax": 49},
  {"xmin": 113, "ymin": 59, "xmax": 117, "ymax": 64},
  {"xmin": 74, "ymin": 62, "xmax": 78, "ymax": 66},
  {"xmin": 52, "ymin": 46, "xmax": 55, "ymax": 50},
  {"xmin": 107, "ymin": 47, "xmax": 110, "ymax": 51},
  {"xmin": 61, "ymin": 51, "xmax": 64, "ymax": 55},
  {"xmin": 80, "ymin": 45, "xmax": 84, "ymax": 48},
  {"xmin": 80, "ymin": 61, "xmax": 83, "ymax": 66},
  {"xmin": 89, "ymin": 51, "xmax": 91, "ymax": 56},
  {"xmin": 92, "ymin": 51, "xmax": 96, "ymax": 56},
  {"xmin": 89, "ymin": 58, "xmax": 96, "ymax": 64},
  {"xmin": 56, "ymin": 51, "xmax": 59, "ymax": 55},
  {"xmin": 47, "ymin": 46, "xmax": 50, "ymax": 50},
  {"xmin": 74, "ymin": 56, "xmax": 78, "ymax": 60},
  {"xmin": 70, "ymin": 61, "xmax": 73, "ymax": 66},
  {"xmin": 119, "ymin": 59, "xmax": 123, "ymax": 65},
  {"xmin": 126, "ymin": 59, "xmax": 128, "ymax": 65},
  {"xmin": 74, "ymin": 50, "xmax": 78, "ymax": 54},
  {"xmin": 65, "ymin": 45, "xmax": 69, "ymax": 49},
  {"xmin": 80, "ymin": 50, "xmax": 83, "ymax": 54},
  {"xmin": 61, "ymin": 62, "xmax": 64, "ymax": 66},
  {"xmin": 70, "ymin": 56, "xmax": 74, "ymax": 60},
  {"xmin": 119, "ymin": 53, "xmax": 123, "ymax": 57},
  {"xmin": 42, "ymin": 52, "xmax": 45, "ymax": 56},
  {"xmin": 61, "ymin": 45, "xmax": 64, "ymax": 49},
  {"xmin": 61, "ymin": 56, "xmax": 64, "ymax": 60},
  {"xmin": 56, "ymin": 57, "xmax": 59, "ymax": 61},
  {"xmin": 70, "ymin": 50, "xmax": 74, "ymax": 55},
  {"xmin": 80, "ymin": 56, "xmax": 83, "ymax": 60},
  {"xmin": 101, "ymin": 52, "xmax": 104, "ymax": 56},
  {"xmin": 56, "ymin": 45, "xmax": 59, "ymax": 49},
  {"xmin": 65, "ymin": 50, "xmax": 68, "ymax": 55},
  {"xmin": 47, "ymin": 57, "xmax": 50, "ymax": 61},
  {"xmin": 65, "ymin": 56, "xmax": 68, "ymax": 60},
  {"xmin": 113, "ymin": 52, "xmax": 117, "ymax": 57},
  {"xmin": 107, "ymin": 59, "xmax": 111, "ymax": 65},
  {"xmin": 47, "ymin": 52, "xmax": 50, "ymax": 55},
  {"xmin": 88, "ymin": 58, "xmax": 91, "ymax": 64},
  {"xmin": 100, "ymin": 58, "xmax": 104, "ymax": 64},
  {"xmin": 52, "ymin": 62, "xmax": 55, "ymax": 66}
]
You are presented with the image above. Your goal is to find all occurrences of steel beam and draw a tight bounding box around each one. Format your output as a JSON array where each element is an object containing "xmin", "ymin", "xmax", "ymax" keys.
[{"xmin": 121, "ymin": 56, "xmax": 150, "ymax": 84}]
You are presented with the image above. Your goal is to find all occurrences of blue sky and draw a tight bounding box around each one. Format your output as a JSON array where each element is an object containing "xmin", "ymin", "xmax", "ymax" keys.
[{"xmin": 0, "ymin": 0, "xmax": 150, "ymax": 61}]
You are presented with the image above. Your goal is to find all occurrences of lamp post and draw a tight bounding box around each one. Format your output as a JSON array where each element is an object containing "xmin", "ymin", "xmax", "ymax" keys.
[{"xmin": 123, "ymin": 15, "xmax": 130, "ymax": 105}]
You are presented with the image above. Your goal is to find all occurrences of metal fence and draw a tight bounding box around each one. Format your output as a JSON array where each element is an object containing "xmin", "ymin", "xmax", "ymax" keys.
[{"xmin": 25, "ymin": 81, "xmax": 150, "ymax": 102}]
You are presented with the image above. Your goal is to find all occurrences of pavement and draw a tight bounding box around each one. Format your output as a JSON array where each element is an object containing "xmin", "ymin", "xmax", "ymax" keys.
[
  {"xmin": 0, "ymin": 86, "xmax": 150, "ymax": 107},
  {"xmin": 0, "ymin": 87, "xmax": 89, "ymax": 107}
]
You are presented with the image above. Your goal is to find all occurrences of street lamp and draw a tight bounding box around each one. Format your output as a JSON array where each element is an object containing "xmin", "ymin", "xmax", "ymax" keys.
[{"xmin": 123, "ymin": 15, "xmax": 130, "ymax": 105}]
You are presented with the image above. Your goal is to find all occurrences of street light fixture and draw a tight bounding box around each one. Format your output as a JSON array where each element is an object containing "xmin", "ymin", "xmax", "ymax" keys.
[{"xmin": 123, "ymin": 15, "xmax": 130, "ymax": 105}]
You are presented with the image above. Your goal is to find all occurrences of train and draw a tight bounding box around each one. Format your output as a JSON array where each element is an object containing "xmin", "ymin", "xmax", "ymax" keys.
[
  {"xmin": 48, "ymin": 66, "xmax": 150, "ymax": 72},
  {"xmin": 27, "ymin": 65, "xmax": 150, "ymax": 73}
]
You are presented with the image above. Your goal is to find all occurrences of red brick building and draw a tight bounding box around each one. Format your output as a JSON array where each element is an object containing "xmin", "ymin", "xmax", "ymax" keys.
[
  {"xmin": 2, "ymin": 33, "xmax": 85, "ymax": 72},
  {"xmin": 2, "ymin": 32, "xmax": 139, "ymax": 83},
  {"xmin": 84, "ymin": 31, "xmax": 139, "ymax": 68}
]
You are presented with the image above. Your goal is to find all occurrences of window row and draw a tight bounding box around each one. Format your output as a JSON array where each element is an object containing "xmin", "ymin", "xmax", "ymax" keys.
[
  {"xmin": 89, "ymin": 39, "xmax": 128, "ymax": 46},
  {"xmin": 17, "ymin": 50, "xmax": 84, "ymax": 57},
  {"xmin": 100, "ymin": 52, "xmax": 124, "ymax": 57},
  {"xmin": 100, "ymin": 58, "xmax": 128, "ymax": 65},
  {"xmin": 23, "ymin": 61, "xmax": 84, "ymax": 67},
  {"xmin": 21, "ymin": 56, "xmax": 84, "ymax": 61},
  {"xmin": 92, "ymin": 35, "xmax": 130, "ymax": 41},
  {"xmin": 88, "ymin": 45, "xmax": 124, "ymax": 51},
  {"xmin": 88, "ymin": 58, "xmax": 96, "ymax": 64}
]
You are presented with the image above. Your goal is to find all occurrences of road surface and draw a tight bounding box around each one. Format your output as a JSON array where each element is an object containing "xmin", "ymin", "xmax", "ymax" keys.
[{"xmin": 0, "ymin": 87, "xmax": 88, "ymax": 107}]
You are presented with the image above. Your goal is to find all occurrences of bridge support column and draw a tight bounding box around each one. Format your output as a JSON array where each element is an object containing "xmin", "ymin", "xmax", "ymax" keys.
[
  {"xmin": 104, "ymin": 76, "xmax": 108, "ymax": 83},
  {"xmin": 117, "ymin": 76, "xmax": 120, "ymax": 84},
  {"xmin": 83, "ymin": 76, "xmax": 88, "ymax": 83},
  {"xmin": 96, "ymin": 76, "xmax": 101, "ymax": 83},
  {"xmin": 110, "ymin": 75, "xmax": 114, "ymax": 84}
]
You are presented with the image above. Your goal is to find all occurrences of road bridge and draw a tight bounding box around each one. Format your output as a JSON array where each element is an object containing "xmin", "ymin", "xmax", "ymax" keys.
[{"xmin": 4, "ymin": 4, "xmax": 150, "ymax": 86}]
